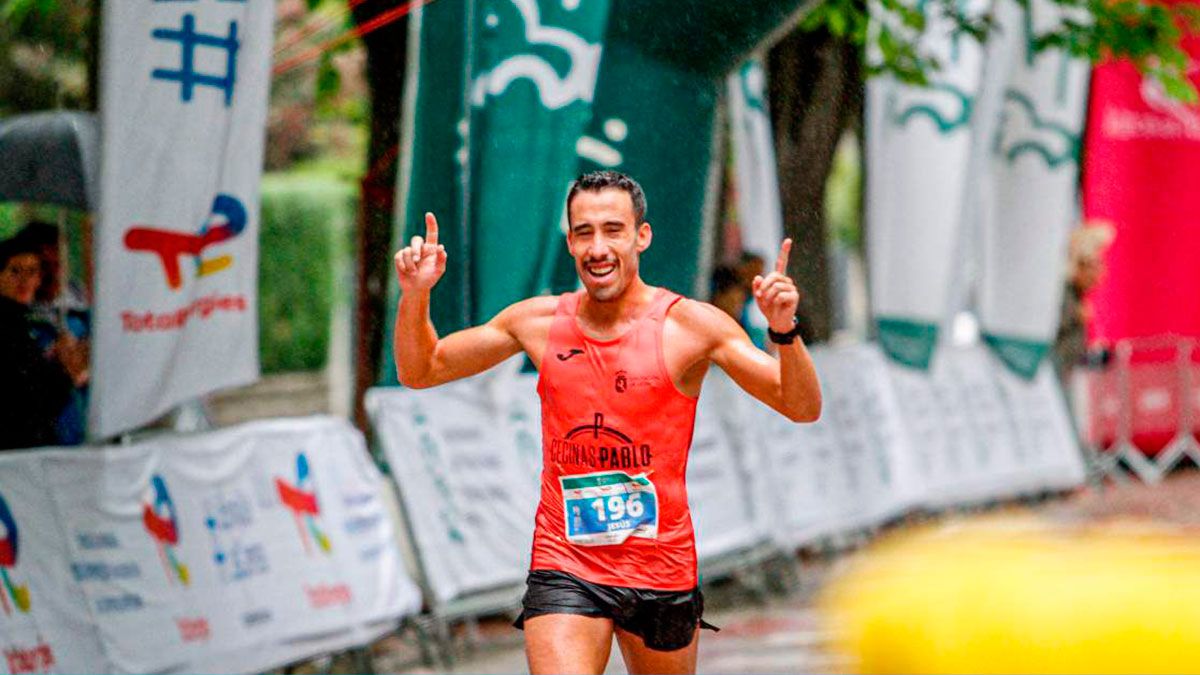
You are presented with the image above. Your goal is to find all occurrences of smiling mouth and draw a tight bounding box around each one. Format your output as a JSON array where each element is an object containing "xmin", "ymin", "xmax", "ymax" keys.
[{"xmin": 584, "ymin": 260, "xmax": 617, "ymax": 279}]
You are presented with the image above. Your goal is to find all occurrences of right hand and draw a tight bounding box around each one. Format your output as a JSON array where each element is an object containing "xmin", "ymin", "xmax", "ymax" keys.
[
  {"xmin": 394, "ymin": 212, "xmax": 448, "ymax": 293},
  {"xmin": 51, "ymin": 335, "xmax": 90, "ymax": 387}
]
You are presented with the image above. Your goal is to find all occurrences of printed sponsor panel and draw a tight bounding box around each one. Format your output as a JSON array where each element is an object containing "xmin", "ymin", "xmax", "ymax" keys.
[
  {"xmin": 0, "ymin": 455, "xmax": 107, "ymax": 675},
  {"xmin": 702, "ymin": 369, "xmax": 779, "ymax": 542},
  {"xmin": 44, "ymin": 449, "xmax": 195, "ymax": 674},
  {"xmin": 367, "ymin": 378, "xmax": 531, "ymax": 605},
  {"xmin": 689, "ymin": 388, "xmax": 760, "ymax": 560},
  {"xmin": 27, "ymin": 418, "xmax": 415, "ymax": 674}
]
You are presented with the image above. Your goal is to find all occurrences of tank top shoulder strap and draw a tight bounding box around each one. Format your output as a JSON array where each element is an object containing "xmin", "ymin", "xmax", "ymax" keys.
[{"xmin": 647, "ymin": 287, "xmax": 684, "ymax": 323}]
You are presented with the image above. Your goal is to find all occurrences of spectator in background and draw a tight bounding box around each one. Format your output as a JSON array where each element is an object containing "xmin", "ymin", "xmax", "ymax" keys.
[
  {"xmin": 710, "ymin": 263, "xmax": 746, "ymax": 322},
  {"xmin": 736, "ymin": 252, "xmax": 769, "ymax": 349},
  {"xmin": 0, "ymin": 236, "xmax": 88, "ymax": 450},
  {"xmin": 1054, "ymin": 222, "xmax": 1116, "ymax": 384},
  {"xmin": 14, "ymin": 221, "xmax": 91, "ymax": 444}
]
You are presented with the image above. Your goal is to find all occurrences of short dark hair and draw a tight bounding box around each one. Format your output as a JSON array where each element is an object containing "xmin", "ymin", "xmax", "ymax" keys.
[
  {"xmin": 0, "ymin": 236, "xmax": 41, "ymax": 270},
  {"xmin": 566, "ymin": 170, "xmax": 647, "ymax": 224},
  {"xmin": 710, "ymin": 264, "xmax": 741, "ymax": 297},
  {"xmin": 15, "ymin": 221, "xmax": 58, "ymax": 247}
]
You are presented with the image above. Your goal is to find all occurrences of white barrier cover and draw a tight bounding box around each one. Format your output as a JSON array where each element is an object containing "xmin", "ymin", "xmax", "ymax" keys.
[
  {"xmin": 996, "ymin": 362, "xmax": 1087, "ymax": 491},
  {"xmin": 0, "ymin": 455, "xmax": 106, "ymax": 675},
  {"xmin": 689, "ymin": 384, "xmax": 761, "ymax": 561},
  {"xmin": 367, "ymin": 377, "xmax": 534, "ymax": 606},
  {"xmin": 702, "ymin": 369, "xmax": 778, "ymax": 542},
  {"xmin": 93, "ymin": 0, "xmax": 274, "ymax": 437},
  {"xmin": 32, "ymin": 417, "xmax": 417, "ymax": 674},
  {"xmin": 820, "ymin": 345, "xmax": 926, "ymax": 525}
]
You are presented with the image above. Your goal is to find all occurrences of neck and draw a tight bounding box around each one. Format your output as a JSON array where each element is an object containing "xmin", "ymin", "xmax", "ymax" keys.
[{"xmin": 579, "ymin": 277, "xmax": 653, "ymax": 327}]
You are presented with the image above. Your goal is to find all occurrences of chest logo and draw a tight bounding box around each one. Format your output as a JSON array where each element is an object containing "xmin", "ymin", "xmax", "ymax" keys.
[{"xmin": 557, "ymin": 348, "xmax": 585, "ymax": 362}]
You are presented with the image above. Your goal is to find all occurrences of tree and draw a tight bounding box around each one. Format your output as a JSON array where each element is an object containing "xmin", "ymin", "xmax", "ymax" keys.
[{"xmin": 347, "ymin": 1, "xmax": 408, "ymax": 429}]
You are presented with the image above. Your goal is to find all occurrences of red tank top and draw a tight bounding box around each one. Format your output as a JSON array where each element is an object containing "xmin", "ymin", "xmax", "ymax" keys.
[{"xmin": 531, "ymin": 288, "xmax": 700, "ymax": 591}]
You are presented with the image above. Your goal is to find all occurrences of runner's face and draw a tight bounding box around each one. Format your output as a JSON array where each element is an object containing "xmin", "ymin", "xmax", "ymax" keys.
[
  {"xmin": 0, "ymin": 253, "xmax": 41, "ymax": 306},
  {"xmin": 567, "ymin": 189, "xmax": 651, "ymax": 303}
]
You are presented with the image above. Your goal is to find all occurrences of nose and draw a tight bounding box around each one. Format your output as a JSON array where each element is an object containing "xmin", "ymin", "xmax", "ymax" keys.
[{"xmin": 587, "ymin": 233, "xmax": 609, "ymax": 260}]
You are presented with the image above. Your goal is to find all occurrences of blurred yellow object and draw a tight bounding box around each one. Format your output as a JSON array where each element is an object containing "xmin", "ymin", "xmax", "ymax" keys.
[{"xmin": 820, "ymin": 518, "xmax": 1200, "ymax": 674}]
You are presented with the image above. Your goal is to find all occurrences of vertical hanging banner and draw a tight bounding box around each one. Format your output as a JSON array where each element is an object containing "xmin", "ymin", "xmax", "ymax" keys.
[
  {"xmin": 1084, "ymin": 1, "xmax": 1200, "ymax": 342},
  {"xmin": 93, "ymin": 0, "xmax": 274, "ymax": 437},
  {"xmin": 727, "ymin": 57, "xmax": 784, "ymax": 341},
  {"xmin": 867, "ymin": 0, "xmax": 989, "ymax": 369},
  {"xmin": 975, "ymin": 0, "xmax": 1089, "ymax": 378}
]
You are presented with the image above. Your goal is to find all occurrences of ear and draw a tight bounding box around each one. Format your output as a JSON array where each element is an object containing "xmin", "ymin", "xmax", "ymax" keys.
[{"xmin": 636, "ymin": 222, "xmax": 652, "ymax": 253}]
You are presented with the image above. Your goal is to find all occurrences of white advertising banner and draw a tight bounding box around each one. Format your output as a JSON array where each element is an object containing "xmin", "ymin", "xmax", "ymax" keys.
[
  {"xmin": 93, "ymin": 0, "xmax": 275, "ymax": 437},
  {"xmin": 866, "ymin": 0, "xmax": 989, "ymax": 370},
  {"xmin": 24, "ymin": 417, "xmax": 417, "ymax": 675},
  {"xmin": 366, "ymin": 375, "xmax": 534, "ymax": 606},
  {"xmin": 0, "ymin": 455, "xmax": 106, "ymax": 675},
  {"xmin": 975, "ymin": 0, "xmax": 1089, "ymax": 378},
  {"xmin": 689, "ymin": 384, "xmax": 761, "ymax": 561}
]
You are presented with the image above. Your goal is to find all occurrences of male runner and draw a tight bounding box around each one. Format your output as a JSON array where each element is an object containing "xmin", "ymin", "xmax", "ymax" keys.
[{"xmin": 393, "ymin": 171, "xmax": 821, "ymax": 675}]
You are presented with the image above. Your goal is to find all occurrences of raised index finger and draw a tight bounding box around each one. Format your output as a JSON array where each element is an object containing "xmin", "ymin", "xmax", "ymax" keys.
[
  {"xmin": 425, "ymin": 212, "xmax": 439, "ymax": 246},
  {"xmin": 774, "ymin": 238, "xmax": 792, "ymax": 275}
]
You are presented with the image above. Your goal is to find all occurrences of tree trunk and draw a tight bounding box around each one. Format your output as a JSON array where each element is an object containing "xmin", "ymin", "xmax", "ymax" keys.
[
  {"xmin": 350, "ymin": 2, "xmax": 408, "ymax": 431},
  {"xmin": 768, "ymin": 27, "xmax": 862, "ymax": 343}
]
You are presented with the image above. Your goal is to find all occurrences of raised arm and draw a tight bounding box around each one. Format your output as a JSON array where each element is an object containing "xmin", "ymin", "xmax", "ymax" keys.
[
  {"xmin": 708, "ymin": 239, "xmax": 821, "ymax": 422},
  {"xmin": 393, "ymin": 213, "xmax": 523, "ymax": 388}
]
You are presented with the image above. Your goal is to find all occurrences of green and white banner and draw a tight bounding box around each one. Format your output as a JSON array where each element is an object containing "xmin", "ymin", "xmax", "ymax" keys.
[
  {"xmin": 868, "ymin": 0, "xmax": 1087, "ymax": 376},
  {"xmin": 866, "ymin": 0, "xmax": 991, "ymax": 370},
  {"xmin": 973, "ymin": 0, "xmax": 1089, "ymax": 378},
  {"xmin": 386, "ymin": 0, "xmax": 812, "ymax": 383}
]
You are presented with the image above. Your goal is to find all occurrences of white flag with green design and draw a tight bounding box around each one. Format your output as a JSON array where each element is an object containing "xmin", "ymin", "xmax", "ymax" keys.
[
  {"xmin": 973, "ymin": 0, "xmax": 1088, "ymax": 378},
  {"xmin": 867, "ymin": 0, "xmax": 990, "ymax": 370}
]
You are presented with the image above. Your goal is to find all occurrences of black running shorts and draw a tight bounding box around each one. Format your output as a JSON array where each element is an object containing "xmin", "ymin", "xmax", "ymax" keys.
[{"xmin": 513, "ymin": 570, "xmax": 718, "ymax": 651}]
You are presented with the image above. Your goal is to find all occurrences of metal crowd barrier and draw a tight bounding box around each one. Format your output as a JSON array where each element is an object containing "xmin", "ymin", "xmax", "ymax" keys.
[{"xmin": 1082, "ymin": 336, "xmax": 1200, "ymax": 483}]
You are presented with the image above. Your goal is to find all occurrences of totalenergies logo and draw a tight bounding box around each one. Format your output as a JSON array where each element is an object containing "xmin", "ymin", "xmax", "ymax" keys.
[
  {"xmin": 275, "ymin": 453, "xmax": 331, "ymax": 556},
  {"xmin": 124, "ymin": 193, "xmax": 247, "ymax": 291},
  {"xmin": 142, "ymin": 475, "xmax": 190, "ymax": 586},
  {"xmin": 0, "ymin": 493, "xmax": 30, "ymax": 615}
]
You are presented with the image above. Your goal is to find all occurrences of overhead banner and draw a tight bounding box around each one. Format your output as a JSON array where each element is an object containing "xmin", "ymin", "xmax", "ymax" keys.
[
  {"xmin": 93, "ymin": 0, "xmax": 274, "ymax": 437},
  {"xmin": 867, "ymin": 0, "xmax": 989, "ymax": 370},
  {"xmin": 974, "ymin": 0, "xmax": 1090, "ymax": 378},
  {"xmin": 1084, "ymin": 3, "xmax": 1200, "ymax": 342},
  {"xmin": 386, "ymin": 0, "xmax": 813, "ymax": 382}
]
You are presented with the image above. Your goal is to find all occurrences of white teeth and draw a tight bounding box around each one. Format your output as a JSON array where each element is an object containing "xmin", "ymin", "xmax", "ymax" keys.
[{"xmin": 587, "ymin": 262, "xmax": 615, "ymax": 278}]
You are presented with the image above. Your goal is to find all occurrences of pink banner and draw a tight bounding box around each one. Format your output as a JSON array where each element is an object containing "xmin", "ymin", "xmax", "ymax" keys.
[{"xmin": 1083, "ymin": 7, "xmax": 1200, "ymax": 343}]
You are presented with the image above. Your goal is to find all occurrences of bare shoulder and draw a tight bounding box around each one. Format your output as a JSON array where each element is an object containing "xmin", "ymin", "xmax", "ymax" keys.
[
  {"xmin": 665, "ymin": 297, "xmax": 742, "ymax": 343},
  {"xmin": 492, "ymin": 294, "xmax": 559, "ymax": 334}
]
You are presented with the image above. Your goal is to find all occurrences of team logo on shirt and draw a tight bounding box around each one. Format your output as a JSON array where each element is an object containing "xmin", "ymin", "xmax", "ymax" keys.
[
  {"xmin": 613, "ymin": 369, "xmax": 661, "ymax": 394},
  {"xmin": 548, "ymin": 413, "xmax": 653, "ymax": 470}
]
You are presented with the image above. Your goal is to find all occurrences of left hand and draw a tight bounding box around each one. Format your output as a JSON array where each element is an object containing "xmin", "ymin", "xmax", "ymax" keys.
[{"xmin": 752, "ymin": 238, "xmax": 799, "ymax": 334}]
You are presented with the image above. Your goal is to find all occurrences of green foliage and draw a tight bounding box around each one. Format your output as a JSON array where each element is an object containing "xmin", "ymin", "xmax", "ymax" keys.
[
  {"xmin": 826, "ymin": 134, "xmax": 863, "ymax": 251},
  {"xmin": 257, "ymin": 174, "xmax": 357, "ymax": 373},
  {"xmin": 803, "ymin": 0, "xmax": 1200, "ymax": 100},
  {"xmin": 0, "ymin": 0, "xmax": 94, "ymax": 113}
]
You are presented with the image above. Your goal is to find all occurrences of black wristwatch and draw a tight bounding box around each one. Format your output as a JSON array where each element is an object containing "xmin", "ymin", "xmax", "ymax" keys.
[{"xmin": 768, "ymin": 317, "xmax": 802, "ymax": 345}]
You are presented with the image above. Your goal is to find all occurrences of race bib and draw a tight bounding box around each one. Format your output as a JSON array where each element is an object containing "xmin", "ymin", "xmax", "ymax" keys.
[{"xmin": 560, "ymin": 471, "xmax": 658, "ymax": 546}]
